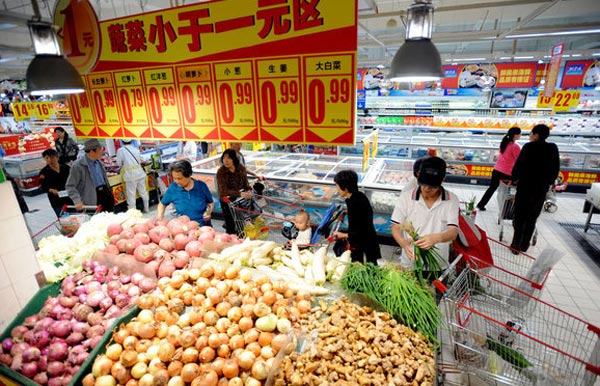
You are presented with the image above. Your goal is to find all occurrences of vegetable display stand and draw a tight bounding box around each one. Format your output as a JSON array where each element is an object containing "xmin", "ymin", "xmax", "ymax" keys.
[
  {"xmin": 0, "ymin": 283, "xmax": 61, "ymax": 385},
  {"xmin": 438, "ymin": 266, "xmax": 600, "ymax": 386},
  {"xmin": 31, "ymin": 205, "xmax": 101, "ymax": 249},
  {"xmin": 0, "ymin": 302, "xmax": 139, "ymax": 386}
]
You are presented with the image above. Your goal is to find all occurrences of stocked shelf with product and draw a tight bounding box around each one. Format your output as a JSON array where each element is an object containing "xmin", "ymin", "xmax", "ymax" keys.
[
  {"xmin": 350, "ymin": 104, "xmax": 600, "ymax": 192},
  {"xmin": 191, "ymin": 151, "xmax": 413, "ymax": 241}
]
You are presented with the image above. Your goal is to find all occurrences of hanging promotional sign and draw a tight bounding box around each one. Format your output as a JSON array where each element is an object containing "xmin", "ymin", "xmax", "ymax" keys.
[
  {"xmin": 57, "ymin": 0, "xmax": 358, "ymax": 145},
  {"xmin": 544, "ymin": 43, "xmax": 564, "ymax": 98},
  {"xmin": 11, "ymin": 102, "xmax": 61, "ymax": 122},
  {"xmin": 561, "ymin": 60, "xmax": 600, "ymax": 88},
  {"xmin": 441, "ymin": 62, "xmax": 537, "ymax": 89}
]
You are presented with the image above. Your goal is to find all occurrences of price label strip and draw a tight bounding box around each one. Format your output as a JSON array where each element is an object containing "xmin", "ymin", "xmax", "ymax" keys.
[
  {"xmin": 88, "ymin": 73, "xmax": 123, "ymax": 138},
  {"xmin": 115, "ymin": 70, "xmax": 152, "ymax": 138},
  {"xmin": 177, "ymin": 64, "xmax": 219, "ymax": 140},
  {"xmin": 143, "ymin": 67, "xmax": 183, "ymax": 139}
]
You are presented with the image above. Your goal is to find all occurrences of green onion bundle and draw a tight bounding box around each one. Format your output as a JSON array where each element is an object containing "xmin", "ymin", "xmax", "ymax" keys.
[{"xmin": 341, "ymin": 263, "xmax": 442, "ymax": 345}]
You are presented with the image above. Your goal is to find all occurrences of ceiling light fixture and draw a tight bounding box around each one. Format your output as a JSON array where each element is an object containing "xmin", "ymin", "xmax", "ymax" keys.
[
  {"xmin": 457, "ymin": 57, "xmax": 487, "ymax": 61},
  {"xmin": 514, "ymin": 56, "xmax": 534, "ymax": 59},
  {"xmin": 506, "ymin": 28, "xmax": 600, "ymax": 39},
  {"xmin": 389, "ymin": 0, "xmax": 443, "ymax": 83},
  {"xmin": 25, "ymin": 0, "xmax": 85, "ymax": 96}
]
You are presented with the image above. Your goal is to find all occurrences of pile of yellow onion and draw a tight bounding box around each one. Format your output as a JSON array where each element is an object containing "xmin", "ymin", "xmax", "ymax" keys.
[{"xmin": 82, "ymin": 262, "xmax": 311, "ymax": 386}]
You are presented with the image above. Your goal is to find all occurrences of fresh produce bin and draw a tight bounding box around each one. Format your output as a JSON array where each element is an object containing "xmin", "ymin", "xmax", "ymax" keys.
[
  {"xmin": 0, "ymin": 282, "xmax": 139, "ymax": 386},
  {"xmin": 0, "ymin": 282, "xmax": 61, "ymax": 386}
]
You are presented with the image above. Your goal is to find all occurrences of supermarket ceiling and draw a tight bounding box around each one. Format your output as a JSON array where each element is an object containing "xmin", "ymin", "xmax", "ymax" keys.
[{"xmin": 0, "ymin": 0, "xmax": 599, "ymax": 80}]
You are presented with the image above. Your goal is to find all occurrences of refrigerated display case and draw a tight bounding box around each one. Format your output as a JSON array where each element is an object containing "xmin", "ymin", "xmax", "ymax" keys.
[
  {"xmin": 342, "ymin": 126, "xmax": 600, "ymax": 192},
  {"xmin": 2, "ymin": 150, "xmax": 46, "ymax": 194},
  {"xmin": 191, "ymin": 152, "xmax": 414, "ymax": 240}
]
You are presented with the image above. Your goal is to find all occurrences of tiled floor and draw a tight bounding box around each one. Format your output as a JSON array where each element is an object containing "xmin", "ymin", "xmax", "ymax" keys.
[{"xmin": 21, "ymin": 182, "xmax": 600, "ymax": 385}]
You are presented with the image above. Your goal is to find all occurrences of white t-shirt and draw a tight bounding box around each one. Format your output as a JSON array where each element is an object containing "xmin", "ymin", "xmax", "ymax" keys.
[
  {"xmin": 390, "ymin": 186, "xmax": 460, "ymax": 268},
  {"xmin": 295, "ymin": 228, "xmax": 312, "ymax": 245}
]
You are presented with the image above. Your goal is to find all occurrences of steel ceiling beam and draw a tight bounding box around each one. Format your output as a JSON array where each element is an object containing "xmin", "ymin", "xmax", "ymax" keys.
[{"xmin": 496, "ymin": 0, "xmax": 563, "ymax": 39}]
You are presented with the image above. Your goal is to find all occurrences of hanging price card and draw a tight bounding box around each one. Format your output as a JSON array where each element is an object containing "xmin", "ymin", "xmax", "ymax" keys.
[
  {"xmin": 362, "ymin": 137, "xmax": 370, "ymax": 172},
  {"xmin": 143, "ymin": 67, "xmax": 183, "ymax": 139},
  {"xmin": 88, "ymin": 73, "xmax": 123, "ymax": 137},
  {"xmin": 256, "ymin": 57, "xmax": 303, "ymax": 142},
  {"xmin": 176, "ymin": 64, "xmax": 218, "ymax": 140},
  {"xmin": 11, "ymin": 102, "xmax": 55, "ymax": 121},
  {"xmin": 304, "ymin": 54, "xmax": 355, "ymax": 144},
  {"xmin": 114, "ymin": 70, "xmax": 151, "ymax": 138},
  {"xmin": 214, "ymin": 61, "xmax": 258, "ymax": 141},
  {"xmin": 68, "ymin": 87, "xmax": 97, "ymax": 137},
  {"xmin": 552, "ymin": 90, "xmax": 581, "ymax": 112}
]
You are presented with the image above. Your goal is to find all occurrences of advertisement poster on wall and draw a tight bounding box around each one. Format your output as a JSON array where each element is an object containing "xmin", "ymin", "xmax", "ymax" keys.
[{"xmin": 561, "ymin": 60, "xmax": 600, "ymax": 88}]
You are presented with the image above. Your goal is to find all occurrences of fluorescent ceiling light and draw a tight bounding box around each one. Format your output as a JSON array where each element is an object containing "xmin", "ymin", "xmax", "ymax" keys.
[
  {"xmin": 543, "ymin": 55, "xmax": 551, "ymax": 58},
  {"xmin": 562, "ymin": 54, "xmax": 571, "ymax": 58},
  {"xmin": 506, "ymin": 29, "xmax": 600, "ymax": 38},
  {"xmin": 514, "ymin": 56, "xmax": 534, "ymax": 59},
  {"xmin": 593, "ymin": 53, "xmax": 600, "ymax": 56},
  {"xmin": 457, "ymin": 57, "xmax": 487, "ymax": 61},
  {"xmin": 444, "ymin": 59, "xmax": 452, "ymax": 62},
  {"xmin": 571, "ymin": 54, "xmax": 582, "ymax": 57},
  {"xmin": 500, "ymin": 56, "xmax": 512, "ymax": 60}
]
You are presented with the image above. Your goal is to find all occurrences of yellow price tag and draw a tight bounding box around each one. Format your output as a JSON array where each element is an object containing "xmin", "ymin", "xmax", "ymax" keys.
[
  {"xmin": 11, "ymin": 102, "xmax": 54, "ymax": 121},
  {"xmin": 552, "ymin": 90, "xmax": 580, "ymax": 112},
  {"xmin": 362, "ymin": 138, "xmax": 370, "ymax": 172},
  {"xmin": 536, "ymin": 94, "xmax": 553, "ymax": 109},
  {"xmin": 372, "ymin": 131, "xmax": 378, "ymax": 158}
]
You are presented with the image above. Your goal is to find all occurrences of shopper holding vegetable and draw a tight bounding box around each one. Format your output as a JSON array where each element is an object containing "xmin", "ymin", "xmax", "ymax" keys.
[
  {"xmin": 332, "ymin": 169, "xmax": 381, "ymax": 264},
  {"xmin": 391, "ymin": 157, "xmax": 459, "ymax": 280},
  {"xmin": 510, "ymin": 124, "xmax": 559, "ymax": 253},
  {"xmin": 217, "ymin": 148, "xmax": 252, "ymax": 234}
]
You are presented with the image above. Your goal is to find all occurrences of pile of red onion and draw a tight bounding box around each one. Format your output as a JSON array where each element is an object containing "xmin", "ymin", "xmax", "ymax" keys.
[
  {"xmin": 0, "ymin": 260, "xmax": 157, "ymax": 385},
  {"xmin": 103, "ymin": 216, "xmax": 242, "ymax": 279}
]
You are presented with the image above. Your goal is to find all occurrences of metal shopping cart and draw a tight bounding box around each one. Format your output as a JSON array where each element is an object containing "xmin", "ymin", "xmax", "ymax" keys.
[
  {"xmin": 31, "ymin": 205, "xmax": 101, "ymax": 249},
  {"xmin": 436, "ymin": 264, "xmax": 600, "ymax": 386},
  {"xmin": 497, "ymin": 181, "xmax": 537, "ymax": 245}
]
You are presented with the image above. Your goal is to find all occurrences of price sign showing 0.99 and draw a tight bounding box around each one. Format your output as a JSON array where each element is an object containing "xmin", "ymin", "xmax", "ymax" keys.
[
  {"xmin": 218, "ymin": 81, "xmax": 254, "ymax": 125},
  {"xmin": 91, "ymin": 88, "xmax": 120, "ymax": 125},
  {"xmin": 304, "ymin": 54, "xmax": 354, "ymax": 129},
  {"xmin": 307, "ymin": 77, "xmax": 351, "ymax": 125},
  {"xmin": 147, "ymin": 85, "xmax": 179, "ymax": 124},
  {"xmin": 259, "ymin": 79, "xmax": 300, "ymax": 125}
]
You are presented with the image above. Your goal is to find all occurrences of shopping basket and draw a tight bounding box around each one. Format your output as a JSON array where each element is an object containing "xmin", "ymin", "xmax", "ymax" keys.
[
  {"xmin": 438, "ymin": 265, "xmax": 600, "ymax": 386},
  {"xmin": 31, "ymin": 205, "xmax": 101, "ymax": 249}
]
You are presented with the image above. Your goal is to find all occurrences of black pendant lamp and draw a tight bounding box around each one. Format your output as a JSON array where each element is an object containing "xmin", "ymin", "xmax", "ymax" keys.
[
  {"xmin": 389, "ymin": 0, "xmax": 443, "ymax": 82},
  {"xmin": 25, "ymin": 0, "xmax": 85, "ymax": 96}
]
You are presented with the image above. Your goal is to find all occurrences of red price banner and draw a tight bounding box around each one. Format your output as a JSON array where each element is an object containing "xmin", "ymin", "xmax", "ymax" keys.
[
  {"xmin": 114, "ymin": 70, "xmax": 150, "ymax": 138},
  {"xmin": 177, "ymin": 64, "xmax": 218, "ymax": 140},
  {"xmin": 67, "ymin": 0, "xmax": 357, "ymax": 145},
  {"xmin": 11, "ymin": 102, "xmax": 55, "ymax": 121},
  {"xmin": 143, "ymin": 68, "xmax": 182, "ymax": 139}
]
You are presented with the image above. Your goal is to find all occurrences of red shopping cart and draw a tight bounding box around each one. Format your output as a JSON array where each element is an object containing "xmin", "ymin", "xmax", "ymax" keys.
[
  {"xmin": 437, "ymin": 264, "xmax": 600, "ymax": 386},
  {"xmin": 31, "ymin": 205, "xmax": 101, "ymax": 249}
]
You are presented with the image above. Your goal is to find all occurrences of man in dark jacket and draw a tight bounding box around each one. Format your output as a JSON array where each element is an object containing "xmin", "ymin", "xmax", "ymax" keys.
[{"xmin": 510, "ymin": 124, "xmax": 559, "ymax": 253}]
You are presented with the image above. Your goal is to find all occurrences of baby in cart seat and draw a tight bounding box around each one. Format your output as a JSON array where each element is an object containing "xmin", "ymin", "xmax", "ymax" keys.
[{"xmin": 281, "ymin": 210, "xmax": 313, "ymax": 246}]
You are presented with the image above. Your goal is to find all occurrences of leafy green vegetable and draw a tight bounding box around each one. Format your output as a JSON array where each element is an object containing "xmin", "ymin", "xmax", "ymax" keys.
[{"xmin": 341, "ymin": 263, "xmax": 442, "ymax": 345}]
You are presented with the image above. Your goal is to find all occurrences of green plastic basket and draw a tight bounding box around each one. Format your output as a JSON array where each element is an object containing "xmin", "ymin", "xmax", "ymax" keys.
[{"xmin": 0, "ymin": 281, "xmax": 140, "ymax": 386}]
